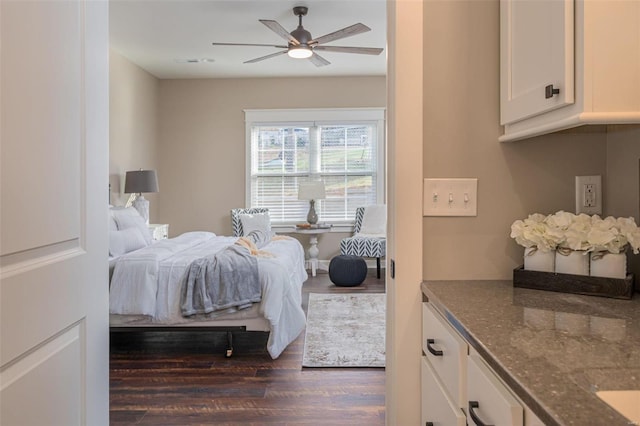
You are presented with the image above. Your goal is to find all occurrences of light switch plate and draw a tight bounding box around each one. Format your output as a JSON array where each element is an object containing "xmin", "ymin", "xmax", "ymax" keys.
[{"xmin": 423, "ymin": 178, "xmax": 478, "ymax": 216}]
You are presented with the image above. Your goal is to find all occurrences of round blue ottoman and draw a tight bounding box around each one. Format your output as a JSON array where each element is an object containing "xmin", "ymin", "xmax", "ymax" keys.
[{"xmin": 329, "ymin": 255, "xmax": 367, "ymax": 287}]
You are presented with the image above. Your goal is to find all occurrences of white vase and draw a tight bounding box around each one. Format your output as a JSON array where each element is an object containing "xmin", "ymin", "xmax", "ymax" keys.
[
  {"xmin": 555, "ymin": 250, "xmax": 589, "ymax": 276},
  {"xmin": 590, "ymin": 252, "xmax": 627, "ymax": 279},
  {"xmin": 523, "ymin": 247, "xmax": 555, "ymax": 272}
]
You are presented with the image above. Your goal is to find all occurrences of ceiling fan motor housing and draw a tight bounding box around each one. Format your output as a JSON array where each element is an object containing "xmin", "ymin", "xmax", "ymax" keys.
[
  {"xmin": 291, "ymin": 6, "xmax": 311, "ymax": 46},
  {"xmin": 290, "ymin": 27, "xmax": 312, "ymax": 46}
]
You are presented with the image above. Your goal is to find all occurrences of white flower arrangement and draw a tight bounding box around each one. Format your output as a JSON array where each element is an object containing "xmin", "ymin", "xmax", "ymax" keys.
[
  {"xmin": 510, "ymin": 213, "xmax": 561, "ymax": 253},
  {"xmin": 510, "ymin": 211, "xmax": 640, "ymax": 255}
]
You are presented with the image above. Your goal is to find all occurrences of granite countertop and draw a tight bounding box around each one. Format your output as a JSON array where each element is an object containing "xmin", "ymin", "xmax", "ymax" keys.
[{"xmin": 422, "ymin": 280, "xmax": 640, "ymax": 426}]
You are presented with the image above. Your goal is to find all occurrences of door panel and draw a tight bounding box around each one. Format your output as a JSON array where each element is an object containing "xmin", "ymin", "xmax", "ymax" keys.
[
  {"xmin": 1, "ymin": 325, "xmax": 82, "ymax": 426},
  {"xmin": 0, "ymin": 1, "xmax": 109, "ymax": 425},
  {"xmin": 0, "ymin": 0, "xmax": 82, "ymax": 255}
]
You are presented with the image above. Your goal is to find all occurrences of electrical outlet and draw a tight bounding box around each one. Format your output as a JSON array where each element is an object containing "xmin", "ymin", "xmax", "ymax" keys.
[{"xmin": 575, "ymin": 175, "xmax": 602, "ymax": 215}]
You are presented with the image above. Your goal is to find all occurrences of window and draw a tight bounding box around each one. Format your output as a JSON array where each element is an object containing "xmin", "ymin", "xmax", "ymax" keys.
[{"xmin": 245, "ymin": 108, "xmax": 385, "ymax": 225}]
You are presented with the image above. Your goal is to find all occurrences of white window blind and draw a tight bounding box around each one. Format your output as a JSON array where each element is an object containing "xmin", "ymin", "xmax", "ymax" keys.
[{"xmin": 245, "ymin": 108, "xmax": 385, "ymax": 224}]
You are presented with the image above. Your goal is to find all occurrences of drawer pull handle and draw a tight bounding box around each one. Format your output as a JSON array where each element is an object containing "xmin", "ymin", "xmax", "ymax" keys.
[
  {"xmin": 545, "ymin": 84, "xmax": 560, "ymax": 99},
  {"xmin": 426, "ymin": 339, "xmax": 443, "ymax": 356},
  {"xmin": 426, "ymin": 423, "xmax": 434, "ymax": 426},
  {"xmin": 469, "ymin": 401, "xmax": 494, "ymax": 426}
]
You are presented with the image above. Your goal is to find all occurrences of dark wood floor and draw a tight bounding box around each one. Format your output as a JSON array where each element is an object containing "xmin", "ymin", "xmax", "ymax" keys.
[{"xmin": 110, "ymin": 270, "xmax": 386, "ymax": 425}]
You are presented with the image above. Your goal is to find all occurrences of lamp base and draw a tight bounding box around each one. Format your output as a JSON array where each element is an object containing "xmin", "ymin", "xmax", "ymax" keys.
[
  {"xmin": 307, "ymin": 199, "xmax": 318, "ymax": 224},
  {"xmin": 132, "ymin": 194, "xmax": 150, "ymax": 224}
]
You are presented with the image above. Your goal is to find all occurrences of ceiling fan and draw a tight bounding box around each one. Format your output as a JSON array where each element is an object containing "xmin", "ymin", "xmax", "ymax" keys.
[{"xmin": 211, "ymin": 6, "xmax": 384, "ymax": 67}]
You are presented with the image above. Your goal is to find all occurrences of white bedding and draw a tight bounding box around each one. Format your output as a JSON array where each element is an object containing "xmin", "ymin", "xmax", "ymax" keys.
[{"xmin": 109, "ymin": 231, "xmax": 308, "ymax": 358}]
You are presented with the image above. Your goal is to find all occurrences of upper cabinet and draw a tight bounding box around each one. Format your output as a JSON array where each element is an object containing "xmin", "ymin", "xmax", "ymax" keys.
[
  {"xmin": 500, "ymin": 0, "xmax": 640, "ymax": 142},
  {"xmin": 500, "ymin": 0, "xmax": 574, "ymax": 125}
]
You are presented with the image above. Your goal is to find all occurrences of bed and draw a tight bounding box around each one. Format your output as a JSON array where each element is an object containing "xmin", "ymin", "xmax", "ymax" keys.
[{"xmin": 108, "ymin": 207, "xmax": 308, "ymax": 359}]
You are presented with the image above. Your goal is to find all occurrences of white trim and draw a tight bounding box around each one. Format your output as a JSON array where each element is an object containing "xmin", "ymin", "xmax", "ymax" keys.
[
  {"xmin": 245, "ymin": 107, "xmax": 385, "ymax": 123},
  {"xmin": 244, "ymin": 108, "xmax": 387, "ymax": 219}
]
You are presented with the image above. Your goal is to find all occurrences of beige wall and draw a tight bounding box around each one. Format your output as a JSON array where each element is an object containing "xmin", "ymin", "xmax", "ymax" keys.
[
  {"xmin": 605, "ymin": 125, "xmax": 640, "ymax": 280},
  {"xmin": 422, "ymin": 0, "xmax": 609, "ymax": 281},
  {"xmin": 156, "ymin": 76, "xmax": 386, "ymax": 259},
  {"xmin": 109, "ymin": 50, "xmax": 160, "ymax": 221}
]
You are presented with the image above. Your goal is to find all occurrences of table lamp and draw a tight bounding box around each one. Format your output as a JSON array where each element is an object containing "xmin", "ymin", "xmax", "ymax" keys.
[
  {"xmin": 124, "ymin": 169, "xmax": 159, "ymax": 224},
  {"xmin": 298, "ymin": 181, "xmax": 325, "ymax": 224}
]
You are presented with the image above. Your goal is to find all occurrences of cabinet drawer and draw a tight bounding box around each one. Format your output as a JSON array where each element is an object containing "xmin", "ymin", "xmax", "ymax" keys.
[
  {"xmin": 467, "ymin": 354, "xmax": 523, "ymax": 426},
  {"xmin": 421, "ymin": 357, "xmax": 466, "ymax": 426},
  {"xmin": 422, "ymin": 303, "xmax": 468, "ymax": 407}
]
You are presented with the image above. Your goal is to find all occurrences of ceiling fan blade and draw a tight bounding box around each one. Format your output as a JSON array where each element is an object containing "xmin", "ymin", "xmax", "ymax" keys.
[
  {"xmin": 212, "ymin": 42, "xmax": 288, "ymax": 48},
  {"xmin": 244, "ymin": 50, "xmax": 288, "ymax": 64},
  {"xmin": 308, "ymin": 52, "xmax": 330, "ymax": 67},
  {"xmin": 259, "ymin": 19, "xmax": 300, "ymax": 45},
  {"xmin": 310, "ymin": 23, "xmax": 371, "ymax": 45},
  {"xmin": 313, "ymin": 46, "xmax": 384, "ymax": 55}
]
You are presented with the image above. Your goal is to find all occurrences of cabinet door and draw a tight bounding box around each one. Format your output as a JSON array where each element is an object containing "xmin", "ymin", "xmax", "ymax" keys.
[
  {"xmin": 500, "ymin": 0, "xmax": 574, "ymax": 124},
  {"xmin": 467, "ymin": 355, "xmax": 523, "ymax": 426},
  {"xmin": 421, "ymin": 357, "xmax": 466, "ymax": 426},
  {"xmin": 422, "ymin": 303, "xmax": 468, "ymax": 407}
]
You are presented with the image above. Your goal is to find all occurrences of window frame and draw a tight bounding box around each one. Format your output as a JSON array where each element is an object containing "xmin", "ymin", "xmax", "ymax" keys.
[{"xmin": 244, "ymin": 108, "xmax": 385, "ymax": 231}]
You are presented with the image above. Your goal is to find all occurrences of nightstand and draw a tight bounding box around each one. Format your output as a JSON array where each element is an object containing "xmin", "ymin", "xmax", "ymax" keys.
[{"xmin": 148, "ymin": 223, "xmax": 169, "ymax": 241}]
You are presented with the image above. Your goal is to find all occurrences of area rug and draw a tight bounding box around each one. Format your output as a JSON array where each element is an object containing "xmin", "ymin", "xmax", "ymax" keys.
[{"xmin": 302, "ymin": 293, "xmax": 385, "ymax": 368}]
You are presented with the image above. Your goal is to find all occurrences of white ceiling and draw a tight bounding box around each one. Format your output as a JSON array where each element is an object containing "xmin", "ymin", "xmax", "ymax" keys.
[{"xmin": 109, "ymin": 0, "xmax": 387, "ymax": 79}]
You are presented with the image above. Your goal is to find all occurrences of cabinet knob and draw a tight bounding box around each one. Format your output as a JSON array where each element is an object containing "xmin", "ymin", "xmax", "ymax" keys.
[
  {"xmin": 545, "ymin": 84, "xmax": 560, "ymax": 99},
  {"xmin": 469, "ymin": 401, "xmax": 494, "ymax": 426},
  {"xmin": 426, "ymin": 338, "xmax": 443, "ymax": 356}
]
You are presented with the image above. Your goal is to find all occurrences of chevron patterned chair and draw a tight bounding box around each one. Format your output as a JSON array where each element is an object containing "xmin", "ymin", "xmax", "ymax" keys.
[{"xmin": 339, "ymin": 205, "xmax": 386, "ymax": 279}]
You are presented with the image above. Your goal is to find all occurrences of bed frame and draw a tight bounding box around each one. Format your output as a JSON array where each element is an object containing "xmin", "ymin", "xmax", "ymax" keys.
[{"xmin": 109, "ymin": 316, "xmax": 270, "ymax": 358}]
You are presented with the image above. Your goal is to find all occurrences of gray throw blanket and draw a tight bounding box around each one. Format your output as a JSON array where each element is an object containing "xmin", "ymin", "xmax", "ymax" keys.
[{"xmin": 181, "ymin": 244, "xmax": 260, "ymax": 317}]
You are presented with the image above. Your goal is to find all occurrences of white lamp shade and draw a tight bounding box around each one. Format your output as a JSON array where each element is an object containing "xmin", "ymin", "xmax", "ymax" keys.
[{"xmin": 298, "ymin": 181, "xmax": 326, "ymax": 200}]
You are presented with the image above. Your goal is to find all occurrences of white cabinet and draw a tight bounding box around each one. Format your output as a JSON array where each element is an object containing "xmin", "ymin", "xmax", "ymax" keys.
[
  {"xmin": 421, "ymin": 302, "xmax": 467, "ymax": 425},
  {"xmin": 422, "ymin": 302, "xmax": 543, "ymax": 425},
  {"xmin": 421, "ymin": 357, "xmax": 466, "ymax": 426},
  {"xmin": 500, "ymin": 0, "xmax": 640, "ymax": 141},
  {"xmin": 148, "ymin": 223, "xmax": 169, "ymax": 240},
  {"xmin": 467, "ymin": 354, "xmax": 523, "ymax": 426},
  {"xmin": 500, "ymin": 0, "xmax": 574, "ymax": 125},
  {"xmin": 422, "ymin": 302, "xmax": 468, "ymax": 407}
]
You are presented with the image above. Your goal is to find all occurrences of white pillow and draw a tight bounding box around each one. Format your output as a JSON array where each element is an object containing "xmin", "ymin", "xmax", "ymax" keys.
[
  {"xmin": 239, "ymin": 212, "xmax": 271, "ymax": 237},
  {"xmin": 108, "ymin": 212, "xmax": 118, "ymax": 232},
  {"xmin": 359, "ymin": 205, "xmax": 387, "ymax": 237},
  {"xmin": 109, "ymin": 227, "xmax": 148, "ymax": 257},
  {"xmin": 111, "ymin": 207, "xmax": 153, "ymax": 244}
]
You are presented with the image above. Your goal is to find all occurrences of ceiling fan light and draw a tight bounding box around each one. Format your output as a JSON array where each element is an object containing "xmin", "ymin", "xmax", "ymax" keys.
[{"xmin": 288, "ymin": 46, "xmax": 313, "ymax": 59}]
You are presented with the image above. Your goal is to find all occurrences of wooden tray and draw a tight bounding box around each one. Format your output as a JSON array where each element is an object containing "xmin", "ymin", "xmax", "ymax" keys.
[{"xmin": 513, "ymin": 266, "xmax": 634, "ymax": 300}]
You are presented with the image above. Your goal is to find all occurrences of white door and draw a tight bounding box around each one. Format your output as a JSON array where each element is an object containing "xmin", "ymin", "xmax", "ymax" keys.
[
  {"xmin": 0, "ymin": 1, "xmax": 109, "ymax": 425},
  {"xmin": 500, "ymin": 0, "xmax": 574, "ymax": 124}
]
